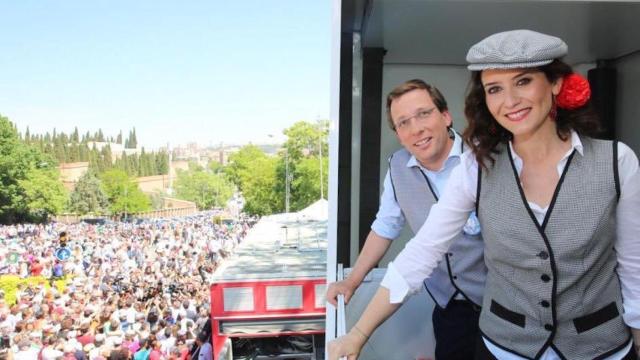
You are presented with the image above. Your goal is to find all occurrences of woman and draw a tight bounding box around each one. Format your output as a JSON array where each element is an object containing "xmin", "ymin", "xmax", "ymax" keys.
[{"xmin": 328, "ymin": 29, "xmax": 640, "ymax": 360}]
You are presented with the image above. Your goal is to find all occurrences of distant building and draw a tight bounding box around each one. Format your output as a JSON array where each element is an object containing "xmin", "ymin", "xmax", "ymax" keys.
[{"xmin": 58, "ymin": 162, "xmax": 89, "ymax": 190}]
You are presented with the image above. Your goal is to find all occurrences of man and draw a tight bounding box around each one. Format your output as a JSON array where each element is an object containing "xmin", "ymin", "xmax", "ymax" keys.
[
  {"xmin": 326, "ymin": 79, "xmax": 486, "ymax": 359},
  {"xmin": 192, "ymin": 332, "xmax": 212, "ymax": 360}
]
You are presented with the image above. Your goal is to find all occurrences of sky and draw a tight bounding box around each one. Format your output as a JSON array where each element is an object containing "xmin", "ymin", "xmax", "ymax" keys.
[{"xmin": 0, "ymin": 1, "xmax": 331, "ymax": 149}]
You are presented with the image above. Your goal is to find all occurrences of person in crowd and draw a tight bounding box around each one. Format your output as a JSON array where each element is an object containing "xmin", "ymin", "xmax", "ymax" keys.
[
  {"xmin": 0, "ymin": 212, "xmax": 257, "ymax": 360},
  {"xmin": 326, "ymin": 79, "xmax": 486, "ymax": 359},
  {"xmin": 192, "ymin": 332, "xmax": 212, "ymax": 360},
  {"xmin": 133, "ymin": 338, "xmax": 150, "ymax": 360},
  {"xmin": 329, "ymin": 29, "xmax": 640, "ymax": 360}
]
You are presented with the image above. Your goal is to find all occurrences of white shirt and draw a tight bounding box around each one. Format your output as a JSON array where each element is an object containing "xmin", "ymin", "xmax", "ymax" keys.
[
  {"xmin": 41, "ymin": 346, "xmax": 64, "ymax": 360},
  {"xmin": 381, "ymin": 132, "xmax": 640, "ymax": 359}
]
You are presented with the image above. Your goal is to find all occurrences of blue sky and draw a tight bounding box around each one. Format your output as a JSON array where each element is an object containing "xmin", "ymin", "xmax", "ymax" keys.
[{"xmin": 0, "ymin": 1, "xmax": 331, "ymax": 149}]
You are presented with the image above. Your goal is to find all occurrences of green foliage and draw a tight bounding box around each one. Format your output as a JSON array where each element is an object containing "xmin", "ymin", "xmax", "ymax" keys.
[
  {"xmin": 282, "ymin": 120, "xmax": 329, "ymax": 161},
  {"xmin": 67, "ymin": 171, "xmax": 109, "ymax": 215},
  {"xmin": 174, "ymin": 168, "xmax": 234, "ymax": 210},
  {"xmin": 274, "ymin": 120, "xmax": 329, "ymax": 212},
  {"xmin": 0, "ymin": 115, "xmax": 66, "ymax": 224},
  {"xmin": 20, "ymin": 125, "xmax": 166, "ymax": 178},
  {"xmin": 290, "ymin": 156, "xmax": 328, "ymax": 209},
  {"xmin": 241, "ymin": 155, "xmax": 281, "ymax": 215},
  {"xmin": 208, "ymin": 161, "xmax": 224, "ymax": 174},
  {"xmin": 223, "ymin": 145, "xmax": 280, "ymax": 215},
  {"xmin": 125, "ymin": 128, "xmax": 138, "ymax": 148},
  {"xmin": 222, "ymin": 121, "xmax": 329, "ymax": 215},
  {"xmin": 19, "ymin": 167, "xmax": 68, "ymax": 221},
  {"xmin": 100, "ymin": 169, "xmax": 151, "ymax": 216},
  {"xmin": 224, "ymin": 145, "xmax": 267, "ymax": 189}
]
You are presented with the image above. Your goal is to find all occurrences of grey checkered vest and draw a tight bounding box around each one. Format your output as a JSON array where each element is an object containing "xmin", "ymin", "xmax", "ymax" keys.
[
  {"xmin": 389, "ymin": 148, "xmax": 486, "ymax": 308},
  {"xmin": 477, "ymin": 137, "xmax": 630, "ymax": 359}
]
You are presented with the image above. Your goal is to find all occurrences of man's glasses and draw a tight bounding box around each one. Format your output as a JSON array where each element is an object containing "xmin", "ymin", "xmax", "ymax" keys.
[{"xmin": 394, "ymin": 107, "xmax": 436, "ymax": 131}]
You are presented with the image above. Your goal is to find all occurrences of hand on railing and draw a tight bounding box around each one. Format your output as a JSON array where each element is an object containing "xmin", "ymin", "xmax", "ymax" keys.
[
  {"xmin": 326, "ymin": 278, "xmax": 357, "ymax": 307},
  {"xmin": 328, "ymin": 326, "xmax": 368, "ymax": 360},
  {"xmin": 328, "ymin": 293, "xmax": 367, "ymax": 360}
]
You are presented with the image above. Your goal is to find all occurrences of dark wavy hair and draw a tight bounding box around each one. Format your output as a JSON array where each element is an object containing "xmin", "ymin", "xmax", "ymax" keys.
[{"xmin": 463, "ymin": 59, "xmax": 602, "ymax": 169}]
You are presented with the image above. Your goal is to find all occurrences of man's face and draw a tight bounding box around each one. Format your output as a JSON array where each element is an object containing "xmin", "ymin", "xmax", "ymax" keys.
[{"xmin": 390, "ymin": 89, "xmax": 453, "ymax": 170}]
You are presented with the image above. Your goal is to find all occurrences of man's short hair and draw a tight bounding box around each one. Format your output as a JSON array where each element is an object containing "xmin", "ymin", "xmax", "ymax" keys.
[{"xmin": 385, "ymin": 79, "xmax": 448, "ymax": 131}]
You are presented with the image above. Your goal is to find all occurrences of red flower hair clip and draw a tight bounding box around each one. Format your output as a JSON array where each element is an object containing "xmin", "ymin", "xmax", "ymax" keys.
[{"xmin": 556, "ymin": 73, "xmax": 591, "ymax": 110}]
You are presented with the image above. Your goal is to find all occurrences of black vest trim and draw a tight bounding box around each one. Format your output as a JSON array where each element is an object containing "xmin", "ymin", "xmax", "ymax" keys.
[
  {"xmin": 573, "ymin": 302, "xmax": 619, "ymax": 334},
  {"xmin": 418, "ymin": 169, "xmax": 439, "ymax": 201},
  {"xmin": 613, "ymin": 140, "xmax": 620, "ymax": 202},
  {"xmin": 423, "ymin": 282, "xmax": 442, "ymax": 310},
  {"xmin": 476, "ymin": 164, "xmax": 482, "ymax": 216},
  {"xmin": 506, "ymin": 145, "xmax": 570, "ymax": 358},
  {"xmin": 479, "ymin": 329, "xmax": 536, "ymax": 360},
  {"xmin": 444, "ymin": 251, "xmax": 481, "ymax": 308},
  {"xmin": 483, "ymin": 336, "xmax": 633, "ymax": 360},
  {"xmin": 387, "ymin": 154, "xmax": 398, "ymax": 204},
  {"xmin": 548, "ymin": 344, "xmax": 569, "ymax": 360},
  {"xmin": 541, "ymin": 150, "xmax": 576, "ymax": 231},
  {"xmin": 489, "ymin": 299, "xmax": 525, "ymax": 328},
  {"xmin": 592, "ymin": 335, "xmax": 632, "ymax": 360}
]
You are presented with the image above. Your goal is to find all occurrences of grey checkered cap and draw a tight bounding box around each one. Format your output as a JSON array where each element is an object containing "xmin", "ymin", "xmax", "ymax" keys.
[{"xmin": 466, "ymin": 29, "xmax": 568, "ymax": 70}]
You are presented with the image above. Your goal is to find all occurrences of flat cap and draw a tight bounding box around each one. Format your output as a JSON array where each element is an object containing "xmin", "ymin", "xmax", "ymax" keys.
[{"xmin": 466, "ymin": 29, "xmax": 567, "ymax": 70}]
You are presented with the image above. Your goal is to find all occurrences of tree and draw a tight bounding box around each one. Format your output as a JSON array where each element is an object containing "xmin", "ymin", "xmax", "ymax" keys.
[
  {"xmin": 174, "ymin": 168, "xmax": 234, "ymax": 210},
  {"xmin": 100, "ymin": 169, "xmax": 151, "ymax": 217},
  {"xmin": 224, "ymin": 145, "xmax": 267, "ymax": 190},
  {"xmin": 72, "ymin": 127, "xmax": 79, "ymax": 142},
  {"xmin": 241, "ymin": 155, "xmax": 280, "ymax": 215},
  {"xmin": 290, "ymin": 156, "xmax": 328, "ymax": 209},
  {"xmin": 274, "ymin": 120, "xmax": 329, "ymax": 212},
  {"xmin": 156, "ymin": 150, "xmax": 169, "ymax": 175},
  {"xmin": 19, "ymin": 167, "xmax": 68, "ymax": 222},
  {"xmin": 126, "ymin": 128, "xmax": 137, "ymax": 149},
  {"xmin": 282, "ymin": 120, "xmax": 329, "ymax": 161},
  {"xmin": 208, "ymin": 160, "xmax": 224, "ymax": 174},
  {"xmin": 0, "ymin": 115, "xmax": 66, "ymax": 224},
  {"xmin": 67, "ymin": 171, "xmax": 109, "ymax": 215}
]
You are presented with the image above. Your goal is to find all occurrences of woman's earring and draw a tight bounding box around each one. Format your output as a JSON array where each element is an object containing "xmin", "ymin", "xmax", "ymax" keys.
[{"xmin": 549, "ymin": 96, "xmax": 558, "ymax": 121}]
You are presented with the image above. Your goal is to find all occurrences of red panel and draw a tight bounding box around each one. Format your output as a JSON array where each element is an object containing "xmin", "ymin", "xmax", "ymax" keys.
[
  {"xmin": 211, "ymin": 278, "xmax": 326, "ymax": 359},
  {"xmin": 211, "ymin": 279, "xmax": 326, "ymax": 318}
]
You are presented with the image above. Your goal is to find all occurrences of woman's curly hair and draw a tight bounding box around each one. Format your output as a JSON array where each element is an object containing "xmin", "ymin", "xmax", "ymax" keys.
[{"xmin": 462, "ymin": 59, "xmax": 602, "ymax": 170}]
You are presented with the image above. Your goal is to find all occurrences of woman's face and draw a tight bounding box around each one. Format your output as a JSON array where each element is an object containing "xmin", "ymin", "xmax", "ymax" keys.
[{"xmin": 481, "ymin": 68, "xmax": 562, "ymax": 139}]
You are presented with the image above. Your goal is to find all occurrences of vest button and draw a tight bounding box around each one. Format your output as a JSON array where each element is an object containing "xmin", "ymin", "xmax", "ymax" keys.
[
  {"xmin": 540, "ymin": 274, "xmax": 551, "ymax": 282},
  {"xmin": 540, "ymin": 300, "xmax": 550, "ymax": 308},
  {"xmin": 452, "ymin": 276, "xmax": 458, "ymax": 280},
  {"xmin": 537, "ymin": 251, "xmax": 549, "ymax": 260},
  {"xmin": 544, "ymin": 324, "xmax": 554, "ymax": 331}
]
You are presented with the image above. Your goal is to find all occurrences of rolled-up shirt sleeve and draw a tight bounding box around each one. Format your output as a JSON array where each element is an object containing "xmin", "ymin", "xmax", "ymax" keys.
[
  {"xmin": 381, "ymin": 152, "xmax": 478, "ymax": 303},
  {"xmin": 371, "ymin": 172, "xmax": 405, "ymax": 240},
  {"xmin": 614, "ymin": 142, "xmax": 640, "ymax": 328}
]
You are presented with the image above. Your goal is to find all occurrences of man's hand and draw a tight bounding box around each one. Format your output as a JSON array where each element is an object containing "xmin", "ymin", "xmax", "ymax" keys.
[
  {"xmin": 326, "ymin": 278, "xmax": 358, "ymax": 307},
  {"xmin": 327, "ymin": 329, "xmax": 368, "ymax": 360}
]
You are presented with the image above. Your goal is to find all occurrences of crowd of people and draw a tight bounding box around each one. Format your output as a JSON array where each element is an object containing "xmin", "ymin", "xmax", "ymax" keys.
[{"xmin": 0, "ymin": 212, "xmax": 257, "ymax": 360}]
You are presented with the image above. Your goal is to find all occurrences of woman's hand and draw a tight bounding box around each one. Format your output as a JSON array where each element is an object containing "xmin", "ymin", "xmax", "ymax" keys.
[
  {"xmin": 327, "ymin": 330, "xmax": 368, "ymax": 360},
  {"xmin": 632, "ymin": 328, "xmax": 640, "ymax": 356}
]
